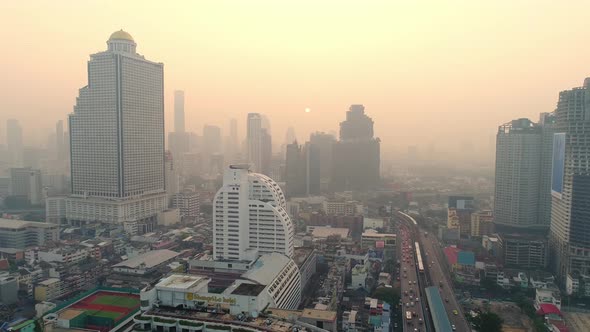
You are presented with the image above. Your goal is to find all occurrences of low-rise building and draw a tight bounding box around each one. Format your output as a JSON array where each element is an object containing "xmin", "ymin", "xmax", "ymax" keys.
[
  {"xmin": 350, "ymin": 263, "xmax": 369, "ymax": 291},
  {"xmin": 342, "ymin": 310, "xmax": 359, "ymax": 332},
  {"xmin": 142, "ymin": 254, "xmax": 302, "ymax": 314},
  {"xmin": 0, "ymin": 274, "xmax": 18, "ymax": 304},
  {"xmin": 172, "ymin": 191, "xmax": 200, "ymax": 219},
  {"xmin": 322, "ymin": 200, "xmax": 363, "ymax": 216},
  {"xmin": 309, "ymin": 226, "xmax": 350, "ymax": 240},
  {"xmin": 307, "ymin": 213, "xmax": 363, "ymax": 240},
  {"xmin": 361, "ymin": 230, "xmax": 396, "ymax": 261},
  {"xmin": 35, "ymin": 278, "xmax": 65, "ymax": 302},
  {"xmin": 112, "ymin": 249, "xmax": 180, "ymax": 275},
  {"xmin": 534, "ymin": 288, "xmax": 561, "ymax": 310},
  {"xmin": 482, "ymin": 235, "xmax": 501, "ymax": 256},
  {"xmin": 45, "ymin": 196, "xmax": 66, "ymax": 224},
  {"xmin": 566, "ymin": 274, "xmax": 590, "ymax": 297},
  {"xmin": 498, "ymin": 233, "xmax": 548, "ymax": 268},
  {"xmin": 513, "ymin": 272, "xmax": 529, "ymax": 288},
  {"xmin": 471, "ymin": 210, "xmax": 494, "ymax": 237},
  {"xmin": 0, "ymin": 218, "xmax": 58, "ymax": 249}
]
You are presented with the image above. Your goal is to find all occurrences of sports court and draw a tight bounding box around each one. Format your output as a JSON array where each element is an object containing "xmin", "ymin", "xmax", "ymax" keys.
[{"xmin": 58, "ymin": 290, "xmax": 140, "ymax": 331}]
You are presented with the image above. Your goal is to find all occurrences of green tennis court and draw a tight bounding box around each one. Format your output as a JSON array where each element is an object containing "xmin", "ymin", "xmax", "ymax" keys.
[{"xmin": 92, "ymin": 295, "xmax": 140, "ymax": 308}]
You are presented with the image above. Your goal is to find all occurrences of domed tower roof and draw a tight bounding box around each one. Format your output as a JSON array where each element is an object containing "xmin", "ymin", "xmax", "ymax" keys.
[
  {"xmin": 107, "ymin": 30, "xmax": 137, "ymax": 54},
  {"xmin": 109, "ymin": 30, "xmax": 134, "ymax": 42}
]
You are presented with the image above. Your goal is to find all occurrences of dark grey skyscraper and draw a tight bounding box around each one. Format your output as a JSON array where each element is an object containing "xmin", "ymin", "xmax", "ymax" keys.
[
  {"xmin": 550, "ymin": 78, "xmax": 590, "ymax": 285},
  {"xmin": 310, "ymin": 132, "xmax": 335, "ymax": 186},
  {"xmin": 285, "ymin": 141, "xmax": 320, "ymax": 197},
  {"xmin": 332, "ymin": 105, "xmax": 380, "ymax": 191},
  {"xmin": 174, "ymin": 90, "xmax": 185, "ymax": 133}
]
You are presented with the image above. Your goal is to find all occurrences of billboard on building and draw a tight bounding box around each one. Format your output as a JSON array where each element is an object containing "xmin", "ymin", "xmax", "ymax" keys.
[{"xmin": 551, "ymin": 133, "xmax": 566, "ymax": 199}]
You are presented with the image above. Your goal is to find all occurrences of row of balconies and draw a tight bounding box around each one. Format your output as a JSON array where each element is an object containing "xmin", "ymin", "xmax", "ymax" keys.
[{"xmin": 133, "ymin": 314, "xmax": 262, "ymax": 332}]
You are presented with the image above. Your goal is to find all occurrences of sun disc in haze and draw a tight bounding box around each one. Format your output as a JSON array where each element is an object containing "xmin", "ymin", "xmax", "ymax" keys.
[{"xmin": 305, "ymin": 107, "xmax": 311, "ymax": 113}]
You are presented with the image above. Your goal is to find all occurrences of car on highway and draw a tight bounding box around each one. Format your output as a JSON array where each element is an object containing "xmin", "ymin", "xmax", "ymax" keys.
[
  {"xmin": 453, "ymin": 309, "xmax": 458, "ymax": 315},
  {"xmin": 445, "ymin": 298, "xmax": 449, "ymax": 302},
  {"xmin": 451, "ymin": 324, "xmax": 456, "ymax": 330}
]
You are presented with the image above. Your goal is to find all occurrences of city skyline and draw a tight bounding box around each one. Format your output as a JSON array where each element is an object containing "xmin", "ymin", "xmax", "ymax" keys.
[{"xmin": 4, "ymin": 2, "xmax": 590, "ymax": 158}]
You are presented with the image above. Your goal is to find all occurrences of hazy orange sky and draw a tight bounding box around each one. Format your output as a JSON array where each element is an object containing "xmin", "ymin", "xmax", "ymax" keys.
[{"xmin": 2, "ymin": 1, "xmax": 590, "ymax": 159}]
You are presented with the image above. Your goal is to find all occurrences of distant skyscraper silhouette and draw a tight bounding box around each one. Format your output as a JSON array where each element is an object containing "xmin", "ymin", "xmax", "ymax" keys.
[
  {"xmin": 332, "ymin": 105, "xmax": 380, "ymax": 191},
  {"xmin": 549, "ymin": 78, "xmax": 590, "ymax": 285},
  {"xmin": 285, "ymin": 127, "xmax": 297, "ymax": 145},
  {"xmin": 310, "ymin": 132, "xmax": 335, "ymax": 189},
  {"xmin": 66, "ymin": 30, "xmax": 166, "ymax": 226},
  {"xmin": 169, "ymin": 90, "xmax": 189, "ymax": 161},
  {"xmin": 285, "ymin": 141, "xmax": 320, "ymax": 197}
]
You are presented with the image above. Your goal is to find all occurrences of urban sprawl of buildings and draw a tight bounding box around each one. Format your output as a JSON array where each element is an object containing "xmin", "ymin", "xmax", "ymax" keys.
[{"xmin": 1, "ymin": 29, "xmax": 590, "ymax": 332}]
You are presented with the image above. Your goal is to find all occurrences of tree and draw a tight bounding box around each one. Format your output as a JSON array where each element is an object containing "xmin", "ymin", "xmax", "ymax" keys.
[
  {"xmin": 372, "ymin": 286, "xmax": 400, "ymax": 306},
  {"xmin": 471, "ymin": 312, "xmax": 503, "ymax": 332}
]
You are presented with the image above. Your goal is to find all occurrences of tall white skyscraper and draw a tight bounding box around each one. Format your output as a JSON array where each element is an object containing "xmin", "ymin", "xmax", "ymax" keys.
[
  {"xmin": 6, "ymin": 119, "xmax": 23, "ymax": 167},
  {"xmin": 66, "ymin": 30, "xmax": 166, "ymax": 226},
  {"xmin": 213, "ymin": 164, "xmax": 294, "ymax": 261}
]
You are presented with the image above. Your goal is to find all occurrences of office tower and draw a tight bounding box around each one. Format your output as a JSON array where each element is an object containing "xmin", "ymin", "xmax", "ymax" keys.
[
  {"xmin": 168, "ymin": 90, "xmax": 189, "ymax": 162},
  {"xmin": 285, "ymin": 141, "xmax": 320, "ymax": 197},
  {"xmin": 66, "ymin": 30, "xmax": 167, "ymax": 225},
  {"xmin": 494, "ymin": 116, "xmax": 555, "ymax": 230},
  {"xmin": 172, "ymin": 190, "xmax": 200, "ymax": 219},
  {"xmin": 332, "ymin": 105, "xmax": 380, "ymax": 191},
  {"xmin": 310, "ymin": 132, "xmax": 335, "ymax": 185},
  {"xmin": 174, "ymin": 90, "xmax": 185, "ymax": 133},
  {"xmin": 550, "ymin": 78, "xmax": 590, "ymax": 284},
  {"xmin": 494, "ymin": 119, "xmax": 542, "ymax": 229},
  {"xmin": 10, "ymin": 168, "xmax": 43, "ymax": 205},
  {"xmin": 213, "ymin": 164, "xmax": 294, "ymax": 261},
  {"xmin": 247, "ymin": 113, "xmax": 262, "ymax": 172},
  {"xmin": 6, "ymin": 119, "xmax": 23, "ymax": 167},
  {"xmin": 55, "ymin": 120, "xmax": 65, "ymax": 160}
]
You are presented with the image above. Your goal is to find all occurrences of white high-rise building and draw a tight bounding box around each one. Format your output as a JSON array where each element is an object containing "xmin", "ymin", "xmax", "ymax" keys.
[
  {"xmin": 213, "ymin": 164, "xmax": 294, "ymax": 261},
  {"xmin": 65, "ymin": 30, "xmax": 167, "ymax": 225}
]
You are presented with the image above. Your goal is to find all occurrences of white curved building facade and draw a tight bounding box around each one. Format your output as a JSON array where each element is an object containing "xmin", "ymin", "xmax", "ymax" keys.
[{"xmin": 213, "ymin": 165, "xmax": 294, "ymax": 261}]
